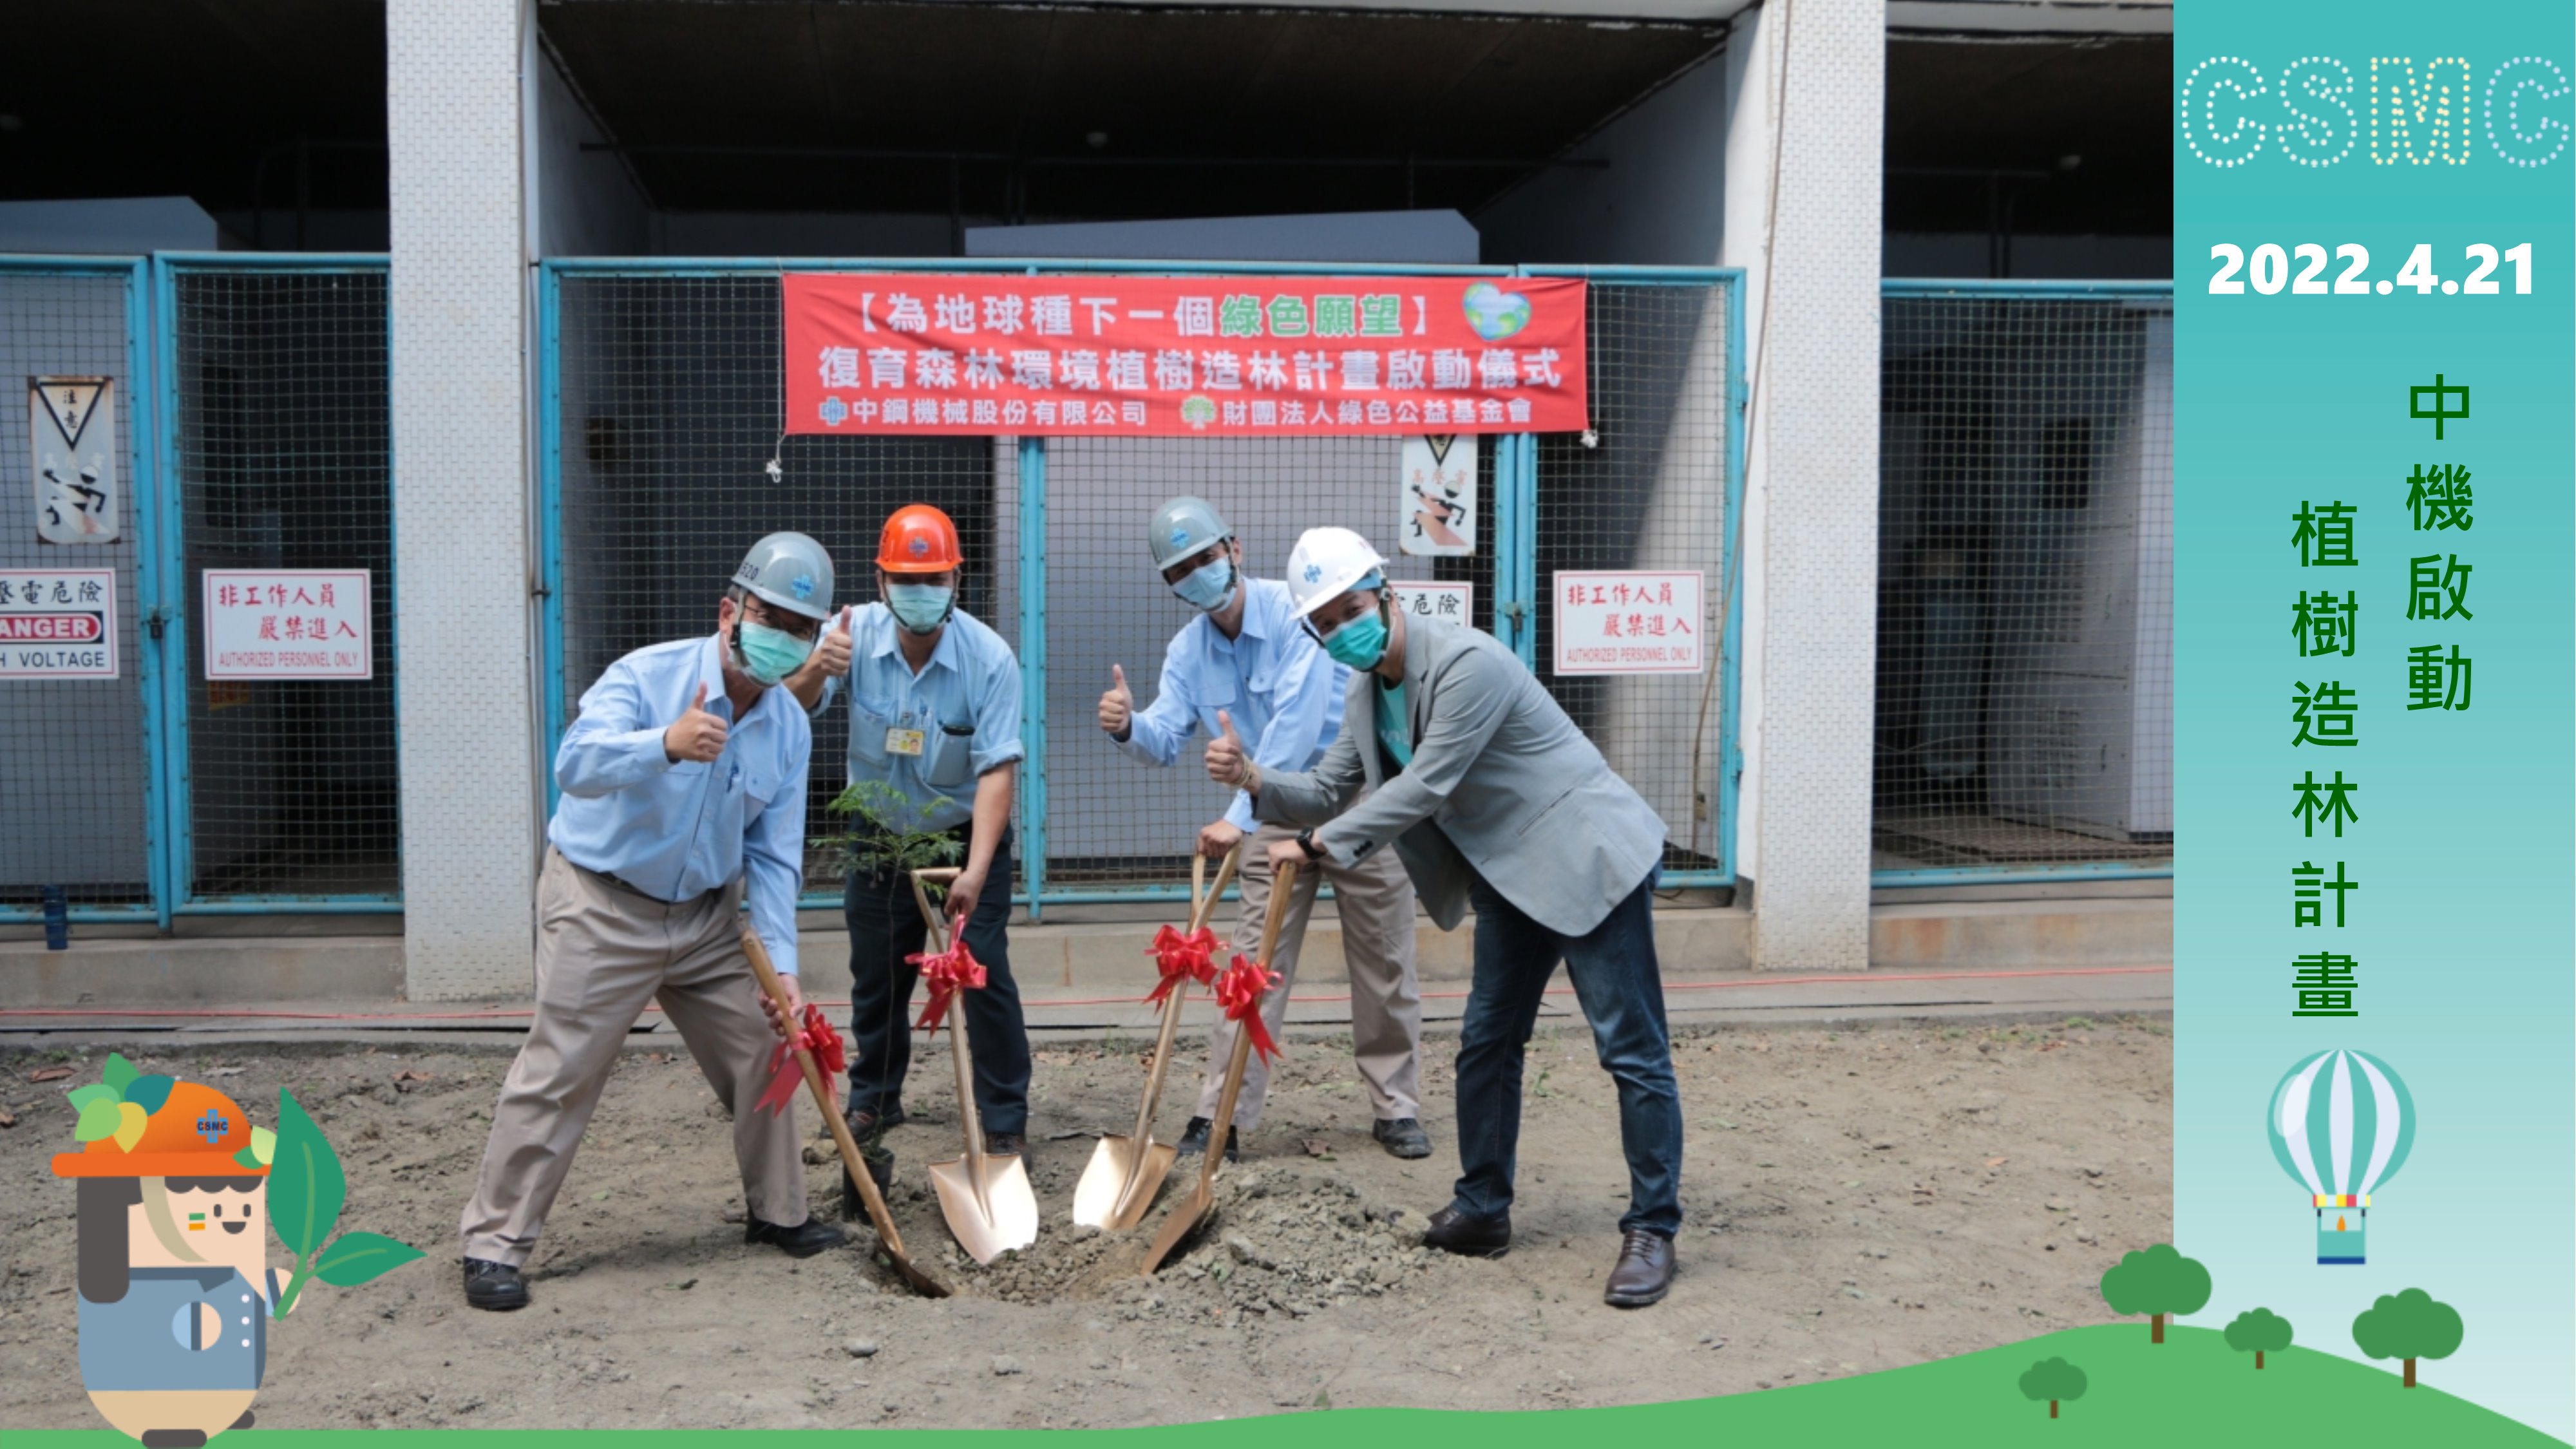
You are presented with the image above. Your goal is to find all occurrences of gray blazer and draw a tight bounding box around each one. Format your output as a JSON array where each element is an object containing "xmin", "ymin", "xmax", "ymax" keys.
[{"xmin": 1251, "ymin": 616, "xmax": 1665, "ymax": 938}]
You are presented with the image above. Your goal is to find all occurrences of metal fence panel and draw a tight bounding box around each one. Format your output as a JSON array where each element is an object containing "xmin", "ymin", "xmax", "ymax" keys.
[
  {"xmin": 544, "ymin": 261, "xmax": 1742, "ymax": 904},
  {"xmin": 1027, "ymin": 432, "xmax": 1492, "ymax": 891},
  {"xmin": 551, "ymin": 270, "xmax": 1021, "ymax": 897},
  {"xmin": 0, "ymin": 262, "xmax": 154, "ymax": 914},
  {"xmin": 169, "ymin": 263, "xmax": 401, "ymax": 900},
  {"xmin": 1875, "ymin": 285, "xmax": 2174, "ymax": 876},
  {"xmin": 1531, "ymin": 276, "xmax": 1736, "ymax": 880}
]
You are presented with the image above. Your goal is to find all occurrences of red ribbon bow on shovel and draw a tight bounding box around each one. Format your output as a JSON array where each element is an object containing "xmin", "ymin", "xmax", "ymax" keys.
[
  {"xmin": 908, "ymin": 938, "xmax": 988, "ymax": 1036},
  {"xmin": 1213, "ymin": 952, "xmax": 1285, "ymax": 1065},
  {"xmin": 756, "ymin": 1003, "xmax": 848, "ymax": 1116},
  {"xmin": 1144, "ymin": 924, "xmax": 1222, "ymax": 1006}
]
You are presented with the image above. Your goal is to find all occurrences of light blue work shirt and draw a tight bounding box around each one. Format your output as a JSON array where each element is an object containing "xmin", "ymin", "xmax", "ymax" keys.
[
  {"xmin": 1114, "ymin": 577, "xmax": 1349, "ymax": 831},
  {"xmin": 811, "ymin": 603, "xmax": 1025, "ymax": 833},
  {"xmin": 548, "ymin": 634, "xmax": 812, "ymax": 976},
  {"xmin": 79, "ymin": 1265, "xmax": 277, "ymax": 1392}
]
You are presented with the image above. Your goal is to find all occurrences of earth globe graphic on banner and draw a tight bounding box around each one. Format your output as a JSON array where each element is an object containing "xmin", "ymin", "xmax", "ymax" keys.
[{"xmin": 2266, "ymin": 1048, "xmax": 2415, "ymax": 1265}]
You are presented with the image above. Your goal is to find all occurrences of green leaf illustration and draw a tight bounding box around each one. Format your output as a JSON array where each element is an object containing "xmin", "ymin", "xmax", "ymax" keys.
[
  {"xmin": 314, "ymin": 1231, "xmax": 426, "ymax": 1287},
  {"xmin": 101, "ymin": 1053, "xmax": 138, "ymax": 1096},
  {"xmin": 266, "ymin": 1088, "xmax": 345, "ymax": 1258},
  {"xmin": 124, "ymin": 1075, "xmax": 175, "ymax": 1115},
  {"xmin": 67, "ymin": 1083, "xmax": 119, "ymax": 1113},
  {"xmin": 74, "ymin": 1099, "xmax": 123, "ymax": 1141}
]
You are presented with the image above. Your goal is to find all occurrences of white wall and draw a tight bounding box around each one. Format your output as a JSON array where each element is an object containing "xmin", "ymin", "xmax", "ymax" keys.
[{"xmin": 390, "ymin": 0, "xmax": 540, "ymax": 998}]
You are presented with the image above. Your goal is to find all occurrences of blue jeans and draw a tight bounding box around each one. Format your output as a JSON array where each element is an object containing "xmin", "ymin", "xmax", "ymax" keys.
[{"xmin": 1451, "ymin": 869, "xmax": 1683, "ymax": 1236}]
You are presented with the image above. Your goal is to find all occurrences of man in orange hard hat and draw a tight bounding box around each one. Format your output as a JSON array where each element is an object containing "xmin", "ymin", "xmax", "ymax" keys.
[
  {"xmin": 55, "ymin": 1079, "xmax": 283, "ymax": 1444},
  {"xmin": 788, "ymin": 504, "xmax": 1031, "ymax": 1215}
]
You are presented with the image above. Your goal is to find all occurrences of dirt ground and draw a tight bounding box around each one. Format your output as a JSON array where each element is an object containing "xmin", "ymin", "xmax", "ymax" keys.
[{"xmin": 1, "ymin": 1016, "xmax": 2170, "ymax": 1430}]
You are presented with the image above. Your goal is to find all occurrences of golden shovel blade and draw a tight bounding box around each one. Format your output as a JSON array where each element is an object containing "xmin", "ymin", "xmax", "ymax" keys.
[
  {"xmin": 1073, "ymin": 1133, "xmax": 1180, "ymax": 1231},
  {"xmin": 1140, "ymin": 1180, "xmax": 1215, "ymax": 1275},
  {"xmin": 927, "ymin": 1150, "xmax": 1039, "ymax": 1264}
]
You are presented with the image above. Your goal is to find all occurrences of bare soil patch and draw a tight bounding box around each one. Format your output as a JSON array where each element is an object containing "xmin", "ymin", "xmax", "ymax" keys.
[{"xmin": 1, "ymin": 1017, "xmax": 2170, "ymax": 1429}]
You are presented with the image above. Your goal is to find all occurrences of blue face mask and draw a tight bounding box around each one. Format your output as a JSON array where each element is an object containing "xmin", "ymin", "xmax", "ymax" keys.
[
  {"xmin": 886, "ymin": 583, "xmax": 954, "ymax": 636},
  {"xmin": 1171, "ymin": 556, "xmax": 1237, "ymax": 613},
  {"xmin": 1321, "ymin": 601, "xmax": 1390, "ymax": 670},
  {"xmin": 734, "ymin": 620, "xmax": 813, "ymax": 686}
]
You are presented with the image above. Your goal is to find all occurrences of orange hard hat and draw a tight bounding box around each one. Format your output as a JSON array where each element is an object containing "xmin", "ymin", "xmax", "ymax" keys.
[
  {"xmin": 878, "ymin": 504, "xmax": 964, "ymax": 574},
  {"xmin": 52, "ymin": 1080, "xmax": 267, "ymax": 1179}
]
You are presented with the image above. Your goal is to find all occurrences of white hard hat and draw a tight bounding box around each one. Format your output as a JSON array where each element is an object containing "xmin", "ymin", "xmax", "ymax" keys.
[{"xmin": 1284, "ymin": 527, "xmax": 1388, "ymax": 620}]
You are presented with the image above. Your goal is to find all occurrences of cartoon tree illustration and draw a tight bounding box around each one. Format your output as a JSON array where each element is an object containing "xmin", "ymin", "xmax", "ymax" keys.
[
  {"xmin": 2099, "ymin": 1243, "xmax": 2211, "ymax": 1343},
  {"xmin": 261, "ymin": 1088, "xmax": 424, "ymax": 1316},
  {"xmin": 2018, "ymin": 1358, "xmax": 2088, "ymax": 1419},
  {"xmin": 2351, "ymin": 1287, "xmax": 2464, "ymax": 1388},
  {"xmin": 2225, "ymin": 1307, "xmax": 2295, "ymax": 1368}
]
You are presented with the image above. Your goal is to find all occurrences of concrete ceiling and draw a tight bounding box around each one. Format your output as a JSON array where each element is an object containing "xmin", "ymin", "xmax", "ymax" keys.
[
  {"xmin": 0, "ymin": 0, "xmax": 386, "ymax": 213},
  {"xmin": 541, "ymin": 0, "xmax": 1730, "ymax": 220},
  {"xmin": 1885, "ymin": 32, "xmax": 2170, "ymax": 236}
]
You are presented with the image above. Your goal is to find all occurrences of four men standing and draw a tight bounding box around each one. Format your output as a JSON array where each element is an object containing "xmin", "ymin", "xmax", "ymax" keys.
[{"xmin": 463, "ymin": 504, "xmax": 1683, "ymax": 1311}]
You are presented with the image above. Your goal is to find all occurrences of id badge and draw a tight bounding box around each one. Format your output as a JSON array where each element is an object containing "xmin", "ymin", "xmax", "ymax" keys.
[{"xmin": 885, "ymin": 726, "xmax": 926, "ymax": 757}]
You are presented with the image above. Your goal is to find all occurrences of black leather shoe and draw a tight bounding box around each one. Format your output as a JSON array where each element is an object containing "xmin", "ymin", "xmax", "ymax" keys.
[
  {"xmin": 462, "ymin": 1256, "xmax": 530, "ymax": 1311},
  {"xmin": 984, "ymin": 1132, "xmax": 1027, "ymax": 1157},
  {"xmin": 1422, "ymin": 1205, "xmax": 1511, "ymax": 1258},
  {"xmin": 746, "ymin": 1215, "xmax": 847, "ymax": 1258},
  {"xmin": 1173, "ymin": 1116, "xmax": 1240, "ymax": 1163},
  {"xmin": 1372, "ymin": 1117, "xmax": 1433, "ymax": 1159},
  {"xmin": 1604, "ymin": 1227, "xmax": 1677, "ymax": 1307}
]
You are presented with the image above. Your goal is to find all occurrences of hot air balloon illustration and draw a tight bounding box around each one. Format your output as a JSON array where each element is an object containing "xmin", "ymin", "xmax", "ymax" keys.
[{"xmin": 2266, "ymin": 1048, "xmax": 2414, "ymax": 1266}]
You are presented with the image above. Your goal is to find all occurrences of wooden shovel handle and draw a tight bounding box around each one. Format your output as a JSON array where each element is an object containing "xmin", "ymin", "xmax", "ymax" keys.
[
  {"xmin": 1193, "ymin": 860, "xmax": 1296, "ymax": 1195},
  {"xmin": 739, "ymin": 927, "xmax": 910, "ymax": 1260}
]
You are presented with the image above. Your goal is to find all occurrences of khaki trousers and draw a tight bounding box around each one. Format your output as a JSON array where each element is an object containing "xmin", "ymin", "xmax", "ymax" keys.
[
  {"xmin": 1193, "ymin": 822, "xmax": 1423, "ymax": 1130},
  {"xmin": 460, "ymin": 848, "xmax": 807, "ymax": 1266}
]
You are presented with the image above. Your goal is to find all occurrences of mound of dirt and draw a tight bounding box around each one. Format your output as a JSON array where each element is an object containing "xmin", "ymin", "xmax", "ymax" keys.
[{"xmin": 913, "ymin": 1164, "xmax": 1437, "ymax": 1320}]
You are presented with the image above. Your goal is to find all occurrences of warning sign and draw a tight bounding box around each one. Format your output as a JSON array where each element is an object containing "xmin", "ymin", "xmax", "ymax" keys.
[
  {"xmin": 202, "ymin": 569, "xmax": 372, "ymax": 680},
  {"xmin": 1397, "ymin": 435, "xmax": 1477, "ymax": 557},
  {"xmin": 0, "ymin": 570, "xmax": 118, "ymax": 677},
  {"xmin": 1390, "ymin": 580, "xmax": 1475, "ymax": 630},
  {"xmin": 31, "ymin": 377, "xmax": 120, "ymax": 545}
]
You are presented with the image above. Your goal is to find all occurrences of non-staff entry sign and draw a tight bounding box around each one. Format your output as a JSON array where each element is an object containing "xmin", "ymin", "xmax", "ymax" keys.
[
  {"xmin": 785, "ymin": 274, "xmax": 1588, "ymax": 437},
  {"xmin": 202, "ymin": 570, "xmax": 372, "ymax": 680},
  {"xmin": 1553, "ymin": 571, "xmax": 1704, "ymax": 676},
  {"xmin": 0, "ymin": 570, "xmax": 117, "ymax": 677}
]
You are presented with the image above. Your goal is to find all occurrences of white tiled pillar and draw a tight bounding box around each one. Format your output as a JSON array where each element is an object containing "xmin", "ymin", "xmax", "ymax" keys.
[
  {"xmin": 1743, "ymin": 0, "xmax": 1884, "ymax": 971},
  {"xmin": 388, "ymin": 0, "xmax": 538, "ymax": 998}
]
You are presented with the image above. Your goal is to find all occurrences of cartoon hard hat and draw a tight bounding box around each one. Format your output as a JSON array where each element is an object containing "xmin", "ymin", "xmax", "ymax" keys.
[{"xmin": 51, "ymin": 1080, "xmax": 268, "ymax": 1179}]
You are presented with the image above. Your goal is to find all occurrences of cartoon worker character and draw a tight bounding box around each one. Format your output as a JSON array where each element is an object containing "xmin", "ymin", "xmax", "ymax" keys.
[{"xmin": 53, "ymin": 1080, "xmax": 283, "ymax": 1448}]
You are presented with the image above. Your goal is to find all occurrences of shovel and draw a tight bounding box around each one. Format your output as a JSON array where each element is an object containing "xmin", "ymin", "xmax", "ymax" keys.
[
  {"xmin": 738, "ymin": 926, "xmax": 950, "ymax": 1298},
  {"xmin": 1141, "ymin": 860, "xmax": 1296, "ymax": 1274},
  {"xmin": 1072, "ymin": 842, "xmax": 1243, "ymax": 1230},
  {"xmin": 911, "ymin": 867, "xmax": 1041, "ymax": 1264}
]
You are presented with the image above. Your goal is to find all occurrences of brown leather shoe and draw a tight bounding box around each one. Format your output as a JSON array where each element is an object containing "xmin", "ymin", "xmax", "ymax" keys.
[{"xmin": 1603, "ymin": 1228, "xmax": 1676, "ymax": 1307}]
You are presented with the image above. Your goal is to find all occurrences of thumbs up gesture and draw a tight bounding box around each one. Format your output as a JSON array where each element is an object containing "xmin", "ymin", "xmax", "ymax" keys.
[
  {"xmin": 810, "ymin": 606, "xmax": 855, "ymax": 680},
  {"xmin": 664, "ymin": 681, "xmax": 730, "ymax": 764},
  {"xmin": 1204, "ymin": 708, "xmax": 1250, "ymax": 787},
  {"xmin": 1097, "ymin": 664, "xmax": 1135, "ymax": 739}
]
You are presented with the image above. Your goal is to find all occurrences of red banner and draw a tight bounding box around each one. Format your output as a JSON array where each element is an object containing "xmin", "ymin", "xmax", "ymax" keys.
[{"xmin": 784, "ymin": 274, "xmax": 1587, "ymax": 437}]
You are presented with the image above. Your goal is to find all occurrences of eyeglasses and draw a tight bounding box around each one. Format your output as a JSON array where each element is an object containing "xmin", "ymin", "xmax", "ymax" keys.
[{"xmin": 743, "ymin": 597, "xmax": 822, "ymax": 640}]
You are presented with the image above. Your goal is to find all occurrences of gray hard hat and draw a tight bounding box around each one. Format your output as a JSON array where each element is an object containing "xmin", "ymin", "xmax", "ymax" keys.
[
  {"xmin": 730, "ymin": 531, "xmax": 835, "ymax": 620},
  {"xmin": 1149, "ymin": 496, "xmax": 1233, "ymax": 573}
]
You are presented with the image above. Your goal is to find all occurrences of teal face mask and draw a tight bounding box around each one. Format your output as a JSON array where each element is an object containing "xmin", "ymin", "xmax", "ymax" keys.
[
  {"xmin": 1321, "ymin": 603, "xmax": 1390, "ymax": 670},
  {"xmin": 734, "ymin": 620, "xmax": 813, "ymax": 686},
  {"xmin": 1172, "ymin": 556, "xmax": 1237, "ymax": 612},
  {"xmin": 886, "ymin": 583, "xmax": 954, "ymax": 636}
]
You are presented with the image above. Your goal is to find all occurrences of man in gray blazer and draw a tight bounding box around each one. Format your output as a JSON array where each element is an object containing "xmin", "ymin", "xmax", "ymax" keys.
[{"xmin": 1205, "ymin": 526, "xmax": 1683, "ymax": 1307}]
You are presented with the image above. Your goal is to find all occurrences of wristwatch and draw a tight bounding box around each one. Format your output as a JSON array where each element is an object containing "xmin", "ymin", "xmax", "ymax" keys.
[{"xmin": 1295, "ymin": 829, "xmax": 1327, "ymax": 861}]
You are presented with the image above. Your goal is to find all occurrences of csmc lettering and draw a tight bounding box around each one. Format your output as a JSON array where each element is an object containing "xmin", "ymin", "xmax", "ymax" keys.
[{"xmin": 2182, "ymin": 55, "xmax": 2570, "ymax": 170}]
